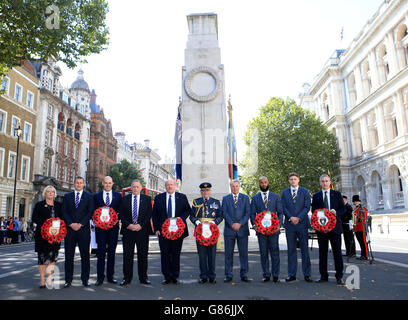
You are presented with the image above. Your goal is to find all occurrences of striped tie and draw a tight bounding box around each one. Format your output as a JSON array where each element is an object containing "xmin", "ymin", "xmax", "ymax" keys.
[
  {"xmin": 233, "ymin": 195, "xmax": 238, "ymax": 207},
  {"xmin": 263, "ymin": 192, "xmax": 268, "ymax": 207},
  {"xmin": 132, "ymin": 195, "xmax": 138, "ymax": 224},
  {"xmin": 323, "ymin": 191, "xmax": 329, "ymax": 209},
  {"xmin": 75, "ymin": 192, "xmax": 80, "ymax": 208},
  {"xmin": 292, "ymin": 190, "xmax": 296, "ymax": 203},
  {"xmin": 105, "ymin": 193, "xmax": 110, "ymax": 206}
]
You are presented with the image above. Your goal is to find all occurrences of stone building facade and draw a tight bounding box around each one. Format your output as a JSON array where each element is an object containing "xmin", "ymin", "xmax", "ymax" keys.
[
  {"xmin": 299, "ymin": 0, "xmax": 408, "ymax": 214},
  {"xmin": 0, "ymin": 62, "xmax": 39, "ymax": 218}
]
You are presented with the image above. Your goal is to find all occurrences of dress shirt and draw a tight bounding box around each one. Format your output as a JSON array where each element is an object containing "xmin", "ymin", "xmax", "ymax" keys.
[
  {"xmin": 290, "ymin": 187, "xmax": 299, "ymax": 196},
  {"xmin": 131, "ymin": 194, "xmax": 140, "ymax": 221},
  {"xmin": 74, "ymin": 189, "xmax": 84, "ymax": 202},
  {"xmin": 103, "ymin": 190, "xmax": 113, "ymax": 206},
  {"xmin": 166, "ymin": 192, "xmax": 176, "ymax": 218},
  {"xmin": 262, "ymin": 191, "xmax": 269, "ymax": 202}
]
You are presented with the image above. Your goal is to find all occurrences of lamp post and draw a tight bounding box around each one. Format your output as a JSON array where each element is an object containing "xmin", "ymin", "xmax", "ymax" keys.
[
  {"xmin": 12, "ymin": 124, "xmax": 23, "ymax": 218},
  {"xmin": 85, "ymin": 158, "xmax": 89, "ymax": 192}
]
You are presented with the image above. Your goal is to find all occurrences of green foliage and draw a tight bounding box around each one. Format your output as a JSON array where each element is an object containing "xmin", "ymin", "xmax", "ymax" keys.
[
  {"xmin": 0, "ymin": 0, "xmax": 109, "ymax": 77},
  {"xmin": 241, "ymin": 97, "xmax": 341, "ymax": 197},
  {"xmin": 107, "ymin": 160, "xmax": 145, "ymax": 192}
]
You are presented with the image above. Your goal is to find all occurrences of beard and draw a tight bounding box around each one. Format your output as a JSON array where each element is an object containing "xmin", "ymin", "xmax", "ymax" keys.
[{"xmin": 259, "ymin": 185, "xmax": 269, "ymax": 192}]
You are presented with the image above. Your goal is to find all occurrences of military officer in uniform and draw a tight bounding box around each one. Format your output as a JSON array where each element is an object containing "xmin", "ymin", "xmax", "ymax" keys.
[{"xmin": 190, "ymin": 183, "xmax": 223, "ymax": 284}]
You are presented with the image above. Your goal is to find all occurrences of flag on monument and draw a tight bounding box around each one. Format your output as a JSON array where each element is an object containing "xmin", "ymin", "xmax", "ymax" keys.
[
  {"xmin": 174, "ymin": 100, "xmax": 182, "ymax": 181},
  {"xmin": 227, "ymin": 110, "xmax": 238, "ymax": 180}
]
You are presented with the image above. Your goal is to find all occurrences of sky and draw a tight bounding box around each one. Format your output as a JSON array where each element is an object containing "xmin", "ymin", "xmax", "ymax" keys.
[{"xmin": 59, "ymin": 0, "xmax": 385, "ymax": 165}]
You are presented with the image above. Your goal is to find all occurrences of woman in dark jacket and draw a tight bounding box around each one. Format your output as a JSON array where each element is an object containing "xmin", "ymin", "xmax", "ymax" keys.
[{"xmin": 32, "ymin": 185, "xmax": 62, "ymax": 288}]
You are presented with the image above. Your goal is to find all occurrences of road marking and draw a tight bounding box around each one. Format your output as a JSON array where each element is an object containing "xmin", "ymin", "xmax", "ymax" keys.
[
  {"xmin": 374, "ymin": 258, "xmax": 408, "ymax": 269},
  {"xmin": 371, "ymin": 244, "xmax": 408, "ymax": 252},
  {"xmin": 0, "ymin": 266, "xmax": 35, "ymax": 279}
]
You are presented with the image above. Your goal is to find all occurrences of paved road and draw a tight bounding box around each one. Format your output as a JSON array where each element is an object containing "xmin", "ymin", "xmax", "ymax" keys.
[{"xmin": 0, "ymin": 235, "xmax": 407, "ymax": 300}]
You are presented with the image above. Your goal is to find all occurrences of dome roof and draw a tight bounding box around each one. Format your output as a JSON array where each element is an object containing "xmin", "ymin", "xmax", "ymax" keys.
[{"xmin": 70, "ymin": 69, "xmax": 90, "ymax": 91}]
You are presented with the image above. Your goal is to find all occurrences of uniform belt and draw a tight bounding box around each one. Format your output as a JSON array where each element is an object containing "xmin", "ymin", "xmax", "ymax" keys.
[{"xmin": 199, "ymin": 218, "xmax": 215, "ymax": 222}]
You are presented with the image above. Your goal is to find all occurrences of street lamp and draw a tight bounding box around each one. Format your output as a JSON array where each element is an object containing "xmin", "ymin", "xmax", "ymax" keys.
[
  {"xmin": 85, "ymin": 158, "xmax": 89, "ymax": 191},
  {"xmin": 12, "ymin": 123, "xmax": 23, "ymax": 218}
]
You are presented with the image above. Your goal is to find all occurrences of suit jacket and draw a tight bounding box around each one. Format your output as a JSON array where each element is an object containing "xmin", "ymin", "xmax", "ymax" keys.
[
  {"xmin": 311, "ymin": 189, "xmax": 345, "ymax": 234},
  {"xmin": 190, "ymin": 197, "xmax": 223, "ymax": 226},
  {"xmin": 152, "ymin": 192, "xmax": 191, "ymax": 238},
  {"xmin": 340, "ymin": 202, "xmax": 353, "ymax": 225},
  {"xmin": 250, "ymin": 191, "xmax": 283, "ymax": 229},
  {"xmin": 222, "ymin": 193, "xmax": 251, "ymax": 237},
  {"xmin": 281, "ymin": 186, "xmax": 311, "ymax": 231},
  {"xmin": 62, "ymin": 190, "xmax": 94, "ymax": 230},
  {"xmin": 119, "ymin": 193, "xmax": 152, "ymax": 235}
]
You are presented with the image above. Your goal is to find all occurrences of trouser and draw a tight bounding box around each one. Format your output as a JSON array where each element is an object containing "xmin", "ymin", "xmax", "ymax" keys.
[
  {"xmin": 285, "ymin": 229, "xmax": 311, "ymax": 277},
  {"xmin": 95, "ymin": 225, "xmax": 119, "ymax": 281},
  {"xmin": 64, "ymin": 227, "xmax": 90, "ymax": 283},
  {"xmin": 342, "ymin": 224, "xmax": 356, "ymax": 256},
  {"xmin": 257, "ymin": 232, "xmax": 280, "ymax": 278},
  {"xmin": 158, "ymin": 236, "xmax": 183, "ymax": 280},
  {"xmin": 196, "ymin": 242, "xmax": 217, "ymax": 280},
  {"xmin": 122, "ymin": 230, "xmax": 149, "ymax": 282},
  {"xmin": 317, "ymin": 231, "xmax": 343, "ymax": 280},
  {"xmin": 224, "ymin": 235, "xmax": 248, "ymax": 278},
  {"xmin": 20, "ymin": 231, "xmax": 25, "ymax": 242},
  {"xmin": 355, "ymin": 231, "xmax": 368, "ymax": 259}
]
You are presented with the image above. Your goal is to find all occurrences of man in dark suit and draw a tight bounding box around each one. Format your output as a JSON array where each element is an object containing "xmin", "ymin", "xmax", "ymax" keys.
[
  {"xmin": 222, "ymin": 180, "xmax": 251, "ymax": 283},
  {"xmin": 62, "ymin": 176, "xmax": 94, "ymax": 287},
  {"xmin": 119, "ymin": 179, "xmax": 152, "ymax": 286},
  {"xmin": 311, "ymin": 174, "xmax": 345, "ymax": 285},
  {"xmin": 93, "ymin": 176, "xmax": 122, "ymax": 286},
  {"xmin": 341, "ymin": 195, "xmax": 356, "ymax": 258},
  {"xmin": 281, "ymin": 172, "xmax": 312, "ymax": 283},
  {"xmin": 250, "ymin": 177, "xmax": 283, "ymax": 283},
  {"xmin": 190, "ymin": 182, "xmax": 223, "ymax": 284},
  {"xmin": 152, "ymin": 179, "xmax": 191, "ymax": 284}
]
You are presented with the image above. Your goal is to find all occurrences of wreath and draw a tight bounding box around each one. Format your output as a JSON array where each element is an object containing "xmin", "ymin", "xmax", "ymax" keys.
[
  {"xmin": 254, "ymin": 211, "xmax": 280, "ymax": 235},
  {"xmin": 92, "ymin": 206, "xmax": 118, "ymax": 230},
  {"xmin": 311, "ymin": 208, "xmax": 337, "ymax": 233},
  {"xmin": 161, "ymin": 217, "xmax": 186, "ymax": 240},
  {"xmin": 194, "ymin": 222, "xmax": 220, "ymax": 246},
  {"xmin": 41, "ymin": 218, "xmax": 67, "ymax": 244}
]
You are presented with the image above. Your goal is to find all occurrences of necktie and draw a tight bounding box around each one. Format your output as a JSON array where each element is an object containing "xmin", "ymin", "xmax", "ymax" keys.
[
  {"xmin": 292, "ymin": 189, "xmax": 297, "ymax": 203},
  {"xmin": 132, "ymin": 195, "xmax": 138, "ymax": 224},
  {"xmin": 105, "ymin": 193, "xmax": 110, "ymax": 206},
  {"xmin": 263, "ymin": 192, "xmax": 268, "ymax": 207},
  {"xmin": 168, "ymin": 195, "xmax": 172, "ymax": 218},
  {"xmin": 323, "ymin": 191, "xmax": 329, "ymax": 209},
  {"xmin": 75, "ymin": 192, "xmax": 80, "ymax": 208},
  {"xmin": 233, "ymin": 195, "xmax": 238, "ymax": 207}
]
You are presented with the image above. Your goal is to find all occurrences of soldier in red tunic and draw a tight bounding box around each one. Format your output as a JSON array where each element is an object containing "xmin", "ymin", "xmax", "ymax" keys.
[{"xmin": 352, "ymin": 195, "xmax": 369, "ymax": 260}]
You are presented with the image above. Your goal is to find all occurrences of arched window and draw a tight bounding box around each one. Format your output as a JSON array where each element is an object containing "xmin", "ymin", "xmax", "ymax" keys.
[
  {"xmin": 377, "ymin": 44, "xmax": 389, "ymax": 83},
  {"xmin": 356, "ymin": 176, "xmax": 367, "ymax": 205},
  {"xmin": 66, "ymin": 118, "xmax": 73, "ymax": 136},
  {"xmin": 385, "ymin": 102, "xmax": 398, "ymax": 140},
  {"xmin": 396, "ymin": 24, "xmax": 408, "ymax": 68},
  {"xmin": 368, "ymin": 112, "xmax": 379, "ymax": 148},
  {"xmin": 361, "ymin": 60, "xmax": 372, "ymax": 96},
  {"xmin": 371, "ymin": 171, "xmax": 383, "ymax": 210},
  {"xmin": 348, "ymin": 73, "xmax": 357, "ymax": 107},
  {"xmin": 353, "ymin": 121, "xmax": 364, "ymax": 156},
  {"xmin": 74, "ymin": 123, "xmax": 81, "ymax": 140},
  {"xmin": 389, "ymin": 165, "xmax": 404, "ymax": 208},
  {"xmin": 57, "ymin": 112, "xmax": 65, "ymax": 131},
  {"xmin": 322, "ymin": 93, "xmax": 330, "ymax": 121}
]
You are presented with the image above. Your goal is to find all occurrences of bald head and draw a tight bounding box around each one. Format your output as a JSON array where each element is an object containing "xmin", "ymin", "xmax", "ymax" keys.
[{"xmin": 102, "ymin": 176, "xmax": 114, "ymax": 192}]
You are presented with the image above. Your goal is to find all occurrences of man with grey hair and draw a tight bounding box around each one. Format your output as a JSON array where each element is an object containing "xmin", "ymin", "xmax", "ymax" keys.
[{"xmin": 222, "ymin": 180, "xmax": 251, "ymax": 283}]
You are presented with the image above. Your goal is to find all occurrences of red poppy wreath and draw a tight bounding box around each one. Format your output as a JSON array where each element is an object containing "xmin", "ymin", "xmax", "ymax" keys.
[
  {"xmin": 92, "ymin": 206, "xmax": 118, "ymax": 230},
  {"xmin": 41, "ymin": 218, "xmax": 67, "ymax": 244},
  {"xmin": 194, "ymin": 222, "xmax": 220, "ymax": 246},
  {"xmin": 254, "ymin": 211, "xmax": 280, "ymax": 235},
  {"xmin": 311, "ymin": 208, "xmax": 337, "ymax": 233},
  {"xmin": 161, "ymin": 217, "xmax": 186, "ymax": 240}
]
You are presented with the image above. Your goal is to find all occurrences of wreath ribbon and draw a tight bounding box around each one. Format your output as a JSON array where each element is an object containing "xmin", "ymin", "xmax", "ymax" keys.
[
  {"xmin": 194, "ymin": 222, "xmax": 220, "ymax": 246},
  {"xmin": 254, "ymin": 211, "xmax": 280, "ymax": 235},
  {"xmin": 161, "ymin": 217, "xmax": 186, "ymax": 240},
  {"xmin": 92, "ymin": 206, "xmax": 118, "ymax": 230}
]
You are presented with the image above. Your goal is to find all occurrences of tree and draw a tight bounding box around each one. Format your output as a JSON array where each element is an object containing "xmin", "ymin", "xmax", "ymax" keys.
[
  {"xmin": 106, "ymin": 159, "xmax": 145, "ymax": 192},
  {"xmin": 241, "ymin": 97, "xmax": 341, "ymax": 197},
  {"xmin": 0, "ymin": 0, "xmax": 109, "ymax": 78}
]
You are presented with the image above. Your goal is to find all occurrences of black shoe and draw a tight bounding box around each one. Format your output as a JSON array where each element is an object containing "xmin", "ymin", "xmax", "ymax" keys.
[
  {"xmin": 95, "ymin": 279, "xmax": 104, "ymax": 286},
  {"xmin": 198, "ymin": 278, "xmax": 207, "ymax": 284},
  {"xmin": 107, "ymin": 279, "xmax": 118, "ymax": 284},
  {"xmin": 262, "ymin": 277, "xmax": 270, "ymax": 282},
  {"xmin": 162, "ymin": 279, "xmax": 171, "ymax": 285},
  {"xmin": 273, "ymin": 277, "xmax": 279, "ymax": 283},
  {"xmin": 140, "ymin": 279, "xmax": 151, "ymax": 285},
  {"xmin": 119, "ymin": 280, "xmax": 130, "ymax": 286},
  {"xmin": 315, "ymin": 277, "xmax": 329, "ymax": 283},
  {"xmin": 285, "ymin": 276, "xmax": 296, "ymax": 282},
  {"xmin": 209, "ymin": 278, "xmax": 216, "ymax": 284},
  {"xmin": 359, "ymin": 256, "xmax": 368, "ymax": 260},
  {"xmin": 336, "ymin": 278, "xmax": 345, "ymax": 285},
  {"xmin": 64, "ymin": 282, "xmax": 71, "ymax": 288},
  {"xmin": 241, "ymin": 277, "xmax": 251, "ymax": 282},
  {"xmin": 304, "ymin": 276, "xmax": 312, "ymax": 283},
  {"xmin": 83, "ymin": 281, "xmax": 91, "ymax": 287},
  {"xmin": 224, "ymin": 277, "xmax": 232, "ymax": 283},
  {"xmin": 172, "ymin": 278, "xmax": 179, "ymax": 284},
  {"xmin": 39, "ymin": 285, "xmax": 46, "ymax": 289}
]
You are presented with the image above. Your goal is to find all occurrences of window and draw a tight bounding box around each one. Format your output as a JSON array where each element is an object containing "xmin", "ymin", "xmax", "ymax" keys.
[
  {"xmin": 63, "ymin": 166, "xmax": 68, "ymax": 182},
  {"xmin": 24, "ymin": 122, "xmax": 32, "ymax": 143},
  {"xmin": 43, "ymin": 158, "xmax": 50, "ymax": 176},
  {"xmin": 56, "ymin": 135, "xmax": 61, "ymax": 153},
  {"xmin": 8, "ymin": 152, "xmax": 16, "ymax": 178},
  {"xmin": 47, "ymin": 104, "xmax": 53, "ymax": 119},
  {"xmin": 1, "ymin": 77, "xmax": 10, "ymax": 95},
  {"xmin": 70, "ymin": 99, "xmax": 76, "ymax": 109},
  {"xmin": 26, "ymin": 91, "xmax": 34, "ymax": 108},
  {"xmin": 21, "ymin": 155, "xmax": 30, "ymax": 182},
  {"xmin": 11, "ymin": 116, "xmax": 21, "ymax": 137},
  {"xmin": 55, "ymin": 161, "xmax": 60, "ymax": 179},
  {"xmin": 64, "ymin": 140, "xmax": 69, "ymax": 155},
  {"xmin": 72, "ymin": 169, "xmax": 76, "ymax": 183},
  {"xmin": 62, "ymin": 93, "xmax": 69, "ymax": 104},
  {"xmin": 0, "ymin": 148, "xmax": 5, "ymax": 176},
  {"xmin": 45, "ymin": 129, "xmax": 51, "ymax": 146},
  {"xmin": 72, "ymin": 144, "xmax": 77, "ymax": 160},
  {"xmin": 0, "ymin": 109, "xmax": 7, "ymax": 133},
  {"xmin": 14, "ymin": 83, "xmax": 23, "ymax": 102},
  {"xmin": 80, "ymin": 105, "xmax": 85, "ymax": 115}
]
